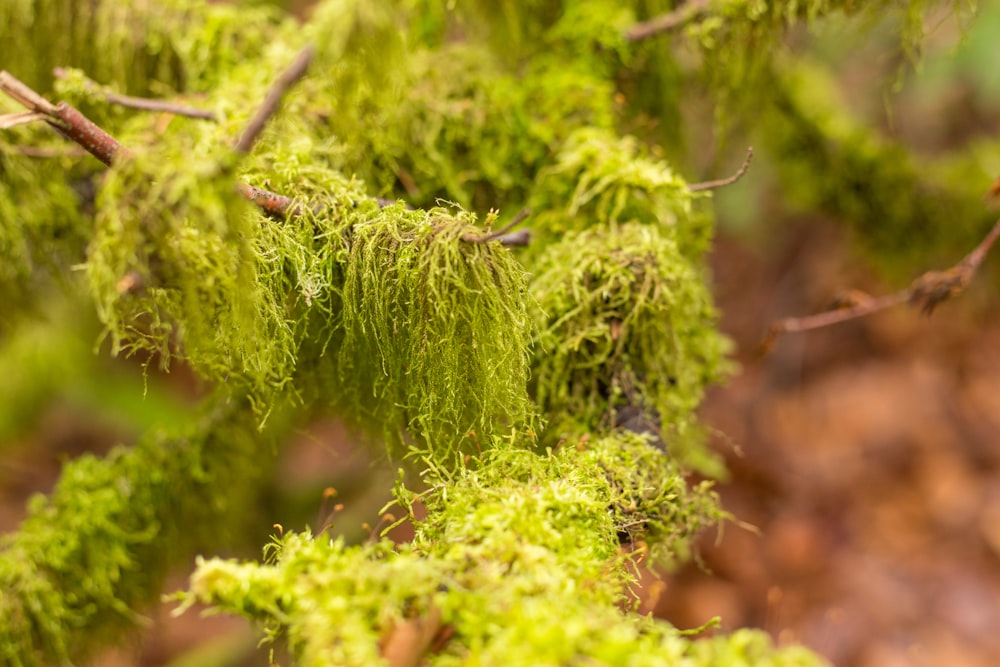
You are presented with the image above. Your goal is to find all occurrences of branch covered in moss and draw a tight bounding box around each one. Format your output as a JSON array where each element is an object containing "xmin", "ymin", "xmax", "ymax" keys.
[
  {"xmin": 180, "ymin": 433, "xmax": 799, "ymax": 667},
  {"xmin": 0, "ymin": 393, "xmax": 279, "ymax": 667}
]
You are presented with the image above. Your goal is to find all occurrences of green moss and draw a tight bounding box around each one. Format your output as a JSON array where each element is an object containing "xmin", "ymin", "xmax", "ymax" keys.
[
  {"xmin": 763, "ymin": 60, "xmax": 995, "ymax": 273},
  {"xmin": 0, "ymin": 0, "xmax": 288, "ymax": 96},
  {"xmin": 0, "ymin": 393, "xmax": 276, "ymax": 667},
  {"xmin": 184, "ymin": 434, "xmax": 821, "ymax": 666},
  {"xmin": 0, "ymin": 147, "xmax": 91, "ymax": 333},
  {"xmin": 530, "ymin": 223, "xmax": 730, "ymax": 473},
  {"xmin": 528, "ymin": 128, "xmax": 706, "ymax": 254}
]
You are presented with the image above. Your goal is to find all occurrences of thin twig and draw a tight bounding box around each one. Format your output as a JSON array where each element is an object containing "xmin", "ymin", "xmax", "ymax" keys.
[
  {"xmin": 234, "ymin": 44, "xmax": 315, "ymax": 154},
  {"xmin": 0, "ymin": 111, "xmax": 47, "ymax": 129},
  {"xmin": 625, "ymin": 0, "xmax": 712, "ymax": 42},
  {"xmin": 761, "ymin": 216, "xmax": 1000, "ymax": 353},
  {"xmin": 53, "ymin": 68, "xmax": 216, "ymax": 120},
  {"xmin": 1, "ymin": 69, "xmax": 526, "ymax": 246},
  {"xmin": 495, "ymin": 229, "xmax": 531, "ymax": 247},
  {"xmin": 462, "ymin": 207, "xmax": 531, "ymax": 243},
  {"xmin": 51, "ymin": 102, "xmax": 125, "ymax": 166},
  {"xmin": 0, "ymin": 71, "xmax": 57, "ymax": 114},
  {"xmin": 688, "ymin": 147, "xmax": 753, "ymax": 192}
]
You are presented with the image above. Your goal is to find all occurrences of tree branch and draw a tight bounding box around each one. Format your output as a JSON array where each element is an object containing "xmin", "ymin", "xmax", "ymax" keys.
[
  {"xmin": 462, "ymin": 207, "xmax": 531, "ymax": 243},
  {"xmin": 52, "ymin": 67, "xmax": 216, "ymax": 120},
  {"xmin": 625, "ymin": 0, "xmax": 711, "ymax": 42},
  {"xmin": 688, "ymin": 147, "xmax": 753, "ymax": 192},
  {"xmin": 0, "ymin": 110, "xmax": 47, "ymax": 129},
  {"xmin": 234, "ymin": 44, "xmax": 315, "ymax": 154},
  {"xmin": 1, "ymin": 69, "xmax": 523, "ymax": 246},
  {"xmin": 761, "ymin": 216, "xmax": 1000, "ymax": 353}
]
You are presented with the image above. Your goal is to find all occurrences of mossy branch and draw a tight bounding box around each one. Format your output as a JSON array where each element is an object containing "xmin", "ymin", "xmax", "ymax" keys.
[
  {"xmin": 0, "ymin": 393, "xmax": 280, "ymax": 667},
  {"xmin": 178, "ymin": 434, "xmax": 815, "ymax": 666}
]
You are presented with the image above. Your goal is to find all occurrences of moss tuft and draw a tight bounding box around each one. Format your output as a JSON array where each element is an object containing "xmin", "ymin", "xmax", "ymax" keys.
[{"xmin": 530, "ymin": 223, "xmax": 730, "ymax": 472}]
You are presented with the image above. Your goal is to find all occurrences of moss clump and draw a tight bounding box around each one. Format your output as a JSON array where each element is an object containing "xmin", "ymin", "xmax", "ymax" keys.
[
  {"xmin": 530, "ymin": 223, "xmax": 729, "ymax": 472},
  {"xmin": 87, "ymin": 149, "xmax": 292, "ymax": 401},
  {"xmin": 0, "ymin": 147, "xmax": 91, "ymax": 333},
  {"xmin": 268, "ymin": 0, "xmax": 626, "ymax": 212},
  {"xmin": 528, "ymin": 128, "xmax": 707, "ymax": 254},
  {"xmin": 184, "ymin": 434, "xmax": 821, "ymax": 666},
  {"xmin": 0, "ymin": 393, "xmax": 274, "ymax": 667},
  {"xmin": 327, "ymin": 204, "xmax": 535, "ymax": 455}
]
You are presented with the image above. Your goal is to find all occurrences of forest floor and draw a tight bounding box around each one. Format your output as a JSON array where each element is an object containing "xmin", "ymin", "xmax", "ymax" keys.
[{"xmin": 657, "ymin": 219, "xmax": 1000, "ymax": 667}]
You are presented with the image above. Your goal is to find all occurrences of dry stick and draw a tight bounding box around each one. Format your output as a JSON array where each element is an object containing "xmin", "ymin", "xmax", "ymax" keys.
[
  {"xmin": 53, "ymin": 67, "xmax": 216, "ymax": 120},
  {"xmin": 625, "ymin": 0, "xmax": 712, "ymax": 42},
  {"xmin": 761, "ymin": 216, "xmax": 1000, "ymax": 353},
  {"xmin": 688, "ymin": 147, "xmax": 754, "ymax": 192},
  {"xmin": 234, "ymin": 44, "xmax": 316, "ymax": 154},
  {"xmin": 462, "ymin": 207, "xmax": 531, "ymax": 243},
  {"xmin": 0, "ymin": 111, "xmax": 47, "ymax": 129}
]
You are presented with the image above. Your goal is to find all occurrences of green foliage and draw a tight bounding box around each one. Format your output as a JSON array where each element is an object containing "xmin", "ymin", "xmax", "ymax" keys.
[
  {"xmin": 0, "ymin": 394, "xmax": 275, "ymax": 667},
  {"xmin": 87, "ymin": 151, "xmax": 282, "ymax": 393},
  {"xmin": 330, "ymin": 205, "xmax": 534, "ymax": 455},
  {"xmin": 762, "ymin": 60, "xmax": 995, "ymax": 272},
  {"xmin": 0, "ymin": 148, "xmax": 90, "ymax": 331},
  {"xmin": 0, "ymin": 0, "xmax": 288, "ymax": 95}
]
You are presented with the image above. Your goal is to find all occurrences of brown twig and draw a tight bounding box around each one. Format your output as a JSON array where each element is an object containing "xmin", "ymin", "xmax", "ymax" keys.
[
  {"xmin": 2, "ymin": 69, "xmax": 311, "ymax": 217},
  {"xmin": 0, "ymin": 111, "xmax": 47, "ymax": 129},
  {"xmin": 53, "ymin": 68, "xmax": 216, "ymax": 120},
  {"xmin": 761, "ymin": 216, "xmax": 1000, "ymax": 353},
  {"xmin": 50, "ymin": 102, "xmax": 125, "ymax": 166},
  {"xmin": 625, "ymin": 0, "xmax": 712, "ymax": 42},
  {"xmin": 234, "ymin": 44, "xmax": 315, "ymax": 154},
  {"xmin": 1, "ymin": 69, "xmax": 525, "ymax": 246},
  {"xmin": 0, "ymin": 71, "xmax": 58, "ymax": 114},
  {"xmin": 688, "ymin": 147, "xmax": 754, "ymax": 192},
  {"xmin": 462, "ymin": 207, "xmax": 531, "ymax": 243},
  {"xmin": 379, "ymin": 605, "xmax": 446, "ymax": 667}
]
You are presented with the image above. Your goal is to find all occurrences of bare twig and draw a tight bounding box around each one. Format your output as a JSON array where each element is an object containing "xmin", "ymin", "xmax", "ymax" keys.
[
  {"xmin": 50, "ymin": 102, "xmax": 125, "ymax": 166},
  {"xmin": 0, "ymin": 111, "xmax": 47, "ymax": 129},
  {"xmin": 761, "ymin": 216, "xmax": 1000, "ymax": 353},
  {"xmin": 625, "ymin": 0, "xmax": 712, "ymax": 42},
  {"xmin": 234, "ymin": 44, "xmax": 315, "ymax": 154},
  {"xmin": 53, "ymin": 68, "xmax": 216, "ymax": 120},
  {"xmin": 495, "ymin": 229, "xmax": 531, "ymax": 246},
  {"xmin": 462, "ymin": 207, "xmax": 531, "ymax": 243},
  {"xmin": 0, "ymin": 71, "xmax": 57, "ymax": 114},
  {"xmin": 688, "ymin": 147, "xmax": 754, "ymax": 192}
]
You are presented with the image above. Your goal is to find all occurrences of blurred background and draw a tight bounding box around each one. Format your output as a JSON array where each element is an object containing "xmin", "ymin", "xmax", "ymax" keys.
[{"xmin": 4, "ymin": 1, "xmax": 1000, "ymax": 666}]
